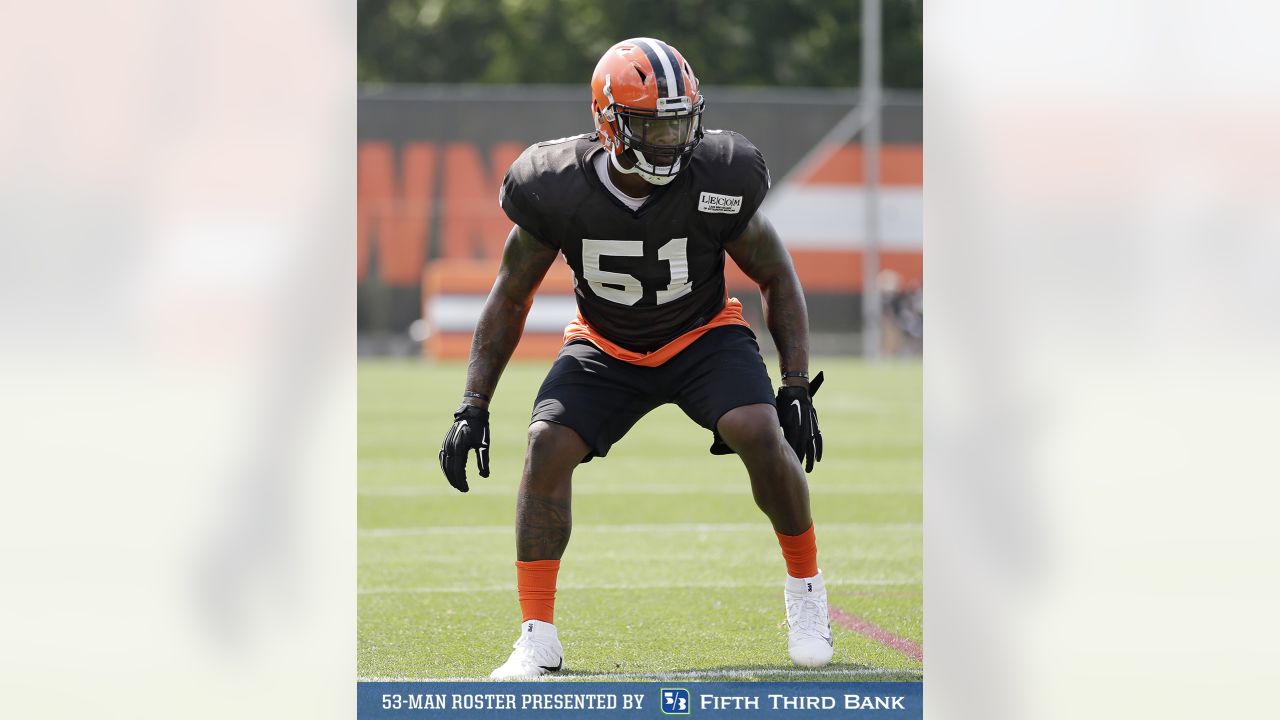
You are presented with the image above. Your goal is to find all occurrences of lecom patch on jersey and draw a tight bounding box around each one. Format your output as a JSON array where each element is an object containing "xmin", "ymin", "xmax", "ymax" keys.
[{"xmin": 698, "ymin": 192, "xmax": 743, "ymax": 214}]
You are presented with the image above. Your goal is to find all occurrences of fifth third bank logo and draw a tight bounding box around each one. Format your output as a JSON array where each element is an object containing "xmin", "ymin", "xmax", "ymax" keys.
[{"xmin": 661, "ymin": 688, "xmax": 690, "ymax": 715}]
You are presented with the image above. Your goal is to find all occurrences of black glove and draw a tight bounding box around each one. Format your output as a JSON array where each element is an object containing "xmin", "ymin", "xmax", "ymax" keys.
[
  {"xmin": 776, "ymin": 371, "xmax": 824, "ymax": 473},
  {"xmin": 439, "ymin": 404, "xmax": 490, "ymax": 492}
]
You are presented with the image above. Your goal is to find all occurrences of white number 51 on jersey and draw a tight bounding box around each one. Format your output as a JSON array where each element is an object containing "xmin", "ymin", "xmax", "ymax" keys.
[{"xmin": 581, "ymin": 238, "xmax": 693, "ymax": 306}]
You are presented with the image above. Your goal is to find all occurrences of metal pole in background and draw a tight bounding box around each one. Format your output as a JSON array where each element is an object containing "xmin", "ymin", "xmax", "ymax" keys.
[{"xmin": 861, "ymin": 0, "xmax": 882, "ymax": 360}]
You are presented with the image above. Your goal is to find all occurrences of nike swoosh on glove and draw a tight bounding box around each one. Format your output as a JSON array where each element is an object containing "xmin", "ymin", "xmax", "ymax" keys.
[
  {"xmin": 439, "ymin": 404, "xmax": 490, "ymax": 492},
  {"xmin": 776, "ymin": 371, "xmax": 824, "ymax": 473}
]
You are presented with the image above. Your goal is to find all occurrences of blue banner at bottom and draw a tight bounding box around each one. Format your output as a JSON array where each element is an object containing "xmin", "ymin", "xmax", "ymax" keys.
[{"xmin": 358, "ymin": 682, "xmax": 922, "ymax": 719}]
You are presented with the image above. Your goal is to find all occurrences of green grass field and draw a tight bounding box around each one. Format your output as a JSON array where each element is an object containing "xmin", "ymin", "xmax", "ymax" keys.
[{"xmin": 358, "ymin": 357, "xmax": 922, "ymax": 681}]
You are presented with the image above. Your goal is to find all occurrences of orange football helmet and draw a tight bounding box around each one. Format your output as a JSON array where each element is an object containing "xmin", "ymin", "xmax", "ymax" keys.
[{"xmin": 590, "ymin": 37, "xmax": 704, "ymax": 185}]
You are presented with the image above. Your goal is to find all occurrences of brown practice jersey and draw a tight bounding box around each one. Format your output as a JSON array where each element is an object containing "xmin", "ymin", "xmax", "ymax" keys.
[{"xmin": 499, "ymin": 130, "xmax": 771, "ymax": 354}]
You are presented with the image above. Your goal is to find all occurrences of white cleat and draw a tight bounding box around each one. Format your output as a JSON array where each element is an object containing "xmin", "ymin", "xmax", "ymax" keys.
[
  {"xmin": 785, "ymin": 570, "xmax": 834, "ymax": 667},
  {"xmin": 489, "ymin": 620, "xmax": 564, "ymax": 680}
]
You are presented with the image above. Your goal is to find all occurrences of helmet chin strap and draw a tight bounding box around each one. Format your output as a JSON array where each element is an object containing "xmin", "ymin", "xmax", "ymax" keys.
[{"xmin": 609, "ymin": 148, "xmax": 680, "ymax": 186}]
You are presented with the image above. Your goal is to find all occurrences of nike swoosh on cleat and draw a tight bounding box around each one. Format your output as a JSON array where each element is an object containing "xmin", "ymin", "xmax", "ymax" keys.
[{"xmin": 539, "ymin": 658, "xmax": 563, "ymax": 672}]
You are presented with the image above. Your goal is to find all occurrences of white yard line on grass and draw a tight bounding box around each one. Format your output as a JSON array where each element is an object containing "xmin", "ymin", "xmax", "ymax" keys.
[
  {"xmin": 359, "ymin": 483, "xmax": 921, "ymax": 497},
  {"xmin": 359, "ymin": 521, "xmax": 921, "ymax": 538},
  {"xmin": 360, "ymin": 457, "xmax": 919, "ymax": 469},
  {"xmin": 359, "ymin": 577, "xmax": 920, "ymax": 594},
  {"xmin": 359, "ymin": 667, "xmax": 920, "ymax": 682}
]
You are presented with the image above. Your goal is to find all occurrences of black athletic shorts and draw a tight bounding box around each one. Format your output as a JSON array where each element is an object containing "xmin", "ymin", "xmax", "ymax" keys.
[{"xmin": 530, "ymin": 325, "xmax": 777, "ymax": 461}]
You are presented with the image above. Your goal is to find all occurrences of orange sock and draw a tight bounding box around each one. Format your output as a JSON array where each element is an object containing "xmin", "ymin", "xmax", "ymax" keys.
[
  {"xmin": 775, "ymin": 524, "xmax": 819, "ymax": 579},
  {"xmin": 515, "ymin": 560, "xmax": 560, "ymax": 624}
]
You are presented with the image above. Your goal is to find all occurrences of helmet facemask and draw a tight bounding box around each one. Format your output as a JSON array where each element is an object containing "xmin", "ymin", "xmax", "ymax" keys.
[{"xmin": 598, "ymin": 93, "xmax": 705, "ymax": 186}]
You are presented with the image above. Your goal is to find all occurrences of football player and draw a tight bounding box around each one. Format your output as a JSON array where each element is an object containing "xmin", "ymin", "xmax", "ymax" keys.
[{"xmin": 438, "ymin": 37, "xmax": 831, "ymax": 679}]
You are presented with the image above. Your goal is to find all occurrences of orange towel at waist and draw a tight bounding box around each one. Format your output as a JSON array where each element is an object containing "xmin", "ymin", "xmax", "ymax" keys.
[{"xmin": 562, "ymin": 297, "xmax": 751, "ymax": 367}]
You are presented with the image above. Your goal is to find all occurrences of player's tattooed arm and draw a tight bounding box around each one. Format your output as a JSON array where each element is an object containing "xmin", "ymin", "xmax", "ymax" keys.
[
  {"xmin": 463, "ymin": 225, "xmax": 559, "ymax": 407},
  {"xmin": 724, "ymin": 212, "xmax": 811, "ymax": 388}
]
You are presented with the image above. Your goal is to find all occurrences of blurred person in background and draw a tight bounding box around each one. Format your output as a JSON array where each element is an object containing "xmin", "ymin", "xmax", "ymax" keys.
[
  {"xmin": 437, "ymin": 37, "xmax": 832, "ymax": 679},
  {"xmin": 894, "ymin": 281, "xmax": 922, "ymax": 353},
  {"xmin": 878, "ymin": 269, "xmax": 923, "ymax": 357}
]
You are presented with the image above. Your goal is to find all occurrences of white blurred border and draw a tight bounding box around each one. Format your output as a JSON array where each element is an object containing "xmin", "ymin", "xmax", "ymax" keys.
[
  {"xmin": 7, "ymin": 0, "xmax": 1280, "ymax": 717},
  {"xmin": 1, "ymin": 2, "xmax": 353, "ymax": 718},
  {"xmin": 927, "ymin": 1, "xmax": 1280, "ymax": 718}
]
